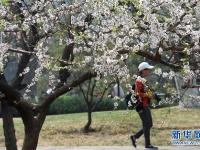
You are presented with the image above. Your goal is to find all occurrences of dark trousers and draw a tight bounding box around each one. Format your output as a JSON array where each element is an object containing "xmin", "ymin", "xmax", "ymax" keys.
[{"xmin": 134, "ymin": 107, "xmax": 153, "ymax": 147}]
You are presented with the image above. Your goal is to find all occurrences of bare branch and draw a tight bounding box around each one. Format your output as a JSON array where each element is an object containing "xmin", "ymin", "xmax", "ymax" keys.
[
  {"xmin": 79, "ymin": 84, "xmax": 88, "ymax": 103},
  {"xmin": 91, "ymin": 81, "xmax": 115, "ymax": 111},
  {"xmin": 7, "ymin": 48, "xmax": 73, "ymax": 66},
  {"xmin": 8, "ymin": 48, "xmax": 34, "ymax": 55}
]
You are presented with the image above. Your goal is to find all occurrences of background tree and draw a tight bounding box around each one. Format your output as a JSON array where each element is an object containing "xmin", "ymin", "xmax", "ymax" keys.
[{"xmin": 79, "ymin": 77, "xmax": 115, "ymax": 132}]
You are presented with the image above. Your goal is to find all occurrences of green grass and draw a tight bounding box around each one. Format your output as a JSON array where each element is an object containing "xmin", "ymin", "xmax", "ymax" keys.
[{"xmin": 0, "ymin": 107, "xmax": 200, "ymax": 146}]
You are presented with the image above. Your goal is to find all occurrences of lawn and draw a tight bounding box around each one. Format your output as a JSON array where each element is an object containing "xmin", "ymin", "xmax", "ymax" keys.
[{"xmin": 0, "ymin": 107, "xmax": 199, "ymax": 147}]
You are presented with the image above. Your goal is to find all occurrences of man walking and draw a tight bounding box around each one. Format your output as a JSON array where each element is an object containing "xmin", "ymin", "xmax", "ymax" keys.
[{"xmin": 130, "ymin": 62, "xmax": 158, "ymax": 149}]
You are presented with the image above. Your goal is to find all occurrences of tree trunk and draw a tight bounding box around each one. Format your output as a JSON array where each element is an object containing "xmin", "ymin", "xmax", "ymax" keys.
[
  {"xmin": 1, "ymin": 101, "xmax": 18, "ymax": 150},
  {"xmin": 22, "ymin": 125, "xmax": 40, "ymax": 150},
  {"xmin": 84, "ymin": 107, "xmax": 93, "ymax": 132}
]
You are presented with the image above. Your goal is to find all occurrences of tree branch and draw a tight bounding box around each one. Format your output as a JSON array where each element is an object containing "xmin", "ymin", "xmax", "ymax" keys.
[
  {"xmin": 39, "ymin": 71, "xmax": 97, "ymax": 111},
  {"xmin": 79, "ymin": 84, "xmax": 88, "ymax": 104},
  {"xmin": 0, "ymin": 80, "xmax": 38, "ymax": 125},
  {"xmin": 91, "ymin": 81, "xmax": 115, "ymax": 111},
  {"xmin": 167, "ymin": 12, "xmax": 187, "ymax": 32},
  {"xmin": 7, "ymin": 48, "xmax": 73, "ymax": 66},
  {"xmin": 136, "ymin": 50, "xmax": 181, "ymax": 69},
  {"xmin": 118, "ymin": 49, "xmax": 182, "ymax": 70}
]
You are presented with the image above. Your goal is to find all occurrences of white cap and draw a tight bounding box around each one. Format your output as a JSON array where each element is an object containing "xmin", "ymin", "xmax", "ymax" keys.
[{"xmin": 138, "ymin": 62, "xmax": 154, "ymax": 72}]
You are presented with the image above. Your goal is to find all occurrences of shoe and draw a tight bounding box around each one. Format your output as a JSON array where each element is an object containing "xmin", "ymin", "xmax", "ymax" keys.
[
  {"xmin": 145, "ymin": 145, "xmax": 158, "ymax": 149},
  {"xmin": 130, "ymin": 135, "xmax": 137, "ymax": 148}
]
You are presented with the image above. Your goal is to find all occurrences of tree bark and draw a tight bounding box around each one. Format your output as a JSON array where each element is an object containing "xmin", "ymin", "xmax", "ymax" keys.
[
  {"xmin": 21, "ymin": 114, "xmax": 44, "ymax": 150},
  {"xmin": 22, "ymin": 128, "xmax": 40, "ymax": 150},
  {"xmin": 1, "ymin": 100, "xmax": 18, "ymax": 150}
]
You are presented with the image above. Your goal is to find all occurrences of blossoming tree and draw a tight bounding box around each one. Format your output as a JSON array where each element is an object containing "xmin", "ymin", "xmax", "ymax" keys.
[{"xmin": 0, "ymin": 0, "xmax": 199, "ymax": 150}]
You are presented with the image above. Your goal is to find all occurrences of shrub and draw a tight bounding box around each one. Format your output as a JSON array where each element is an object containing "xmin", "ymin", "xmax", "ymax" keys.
[{"xmin": 48, "ymin": 95, "xmax": 128, "ymax": 115}]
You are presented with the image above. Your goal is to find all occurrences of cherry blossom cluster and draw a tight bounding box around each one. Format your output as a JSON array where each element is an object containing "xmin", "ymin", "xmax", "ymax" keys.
[
  {"xmin": 0, "ymin": 0, "xmax": 199, "ymax": 104},
  {"xmin": 0, "ymin": 43, "xmax": 9, "ymax": 72}
]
